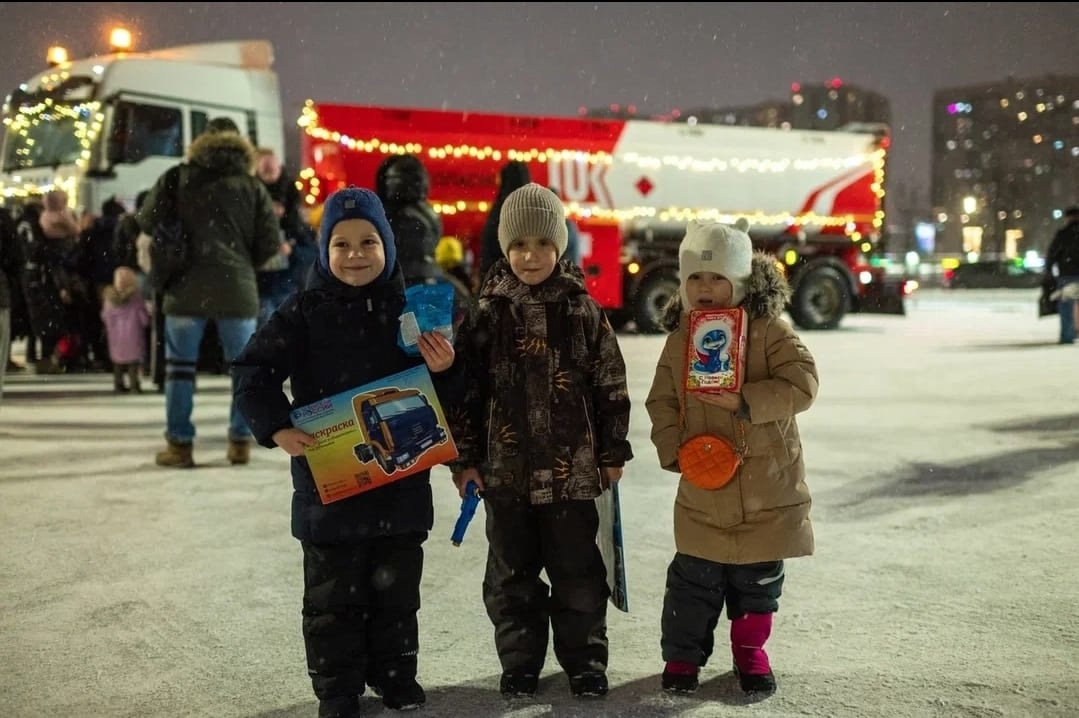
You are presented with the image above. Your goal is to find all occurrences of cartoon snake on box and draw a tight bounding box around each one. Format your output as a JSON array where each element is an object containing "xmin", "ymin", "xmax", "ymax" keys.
[{"xmin": 692, "ymin": 327, "xmax": 731, "ymax": 373}]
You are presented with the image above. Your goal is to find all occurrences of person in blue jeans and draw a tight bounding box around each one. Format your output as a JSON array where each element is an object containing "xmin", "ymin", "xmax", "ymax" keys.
[
  {"xmin": 1046, "ymin": 206, "xmax": 1079, "ymax": 345},
  {"xmin": 164, "ymin": 316, "xmax": 259, "ymax": 448},
  {"xmin": 136, "ymin": 117, "xmax": 280, "ymax": 467}
]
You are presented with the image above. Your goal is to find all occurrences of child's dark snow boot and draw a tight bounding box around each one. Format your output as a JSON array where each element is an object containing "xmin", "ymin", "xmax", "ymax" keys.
[
  {"xmin": 370, "ymin": 655, "xmax": 426, "ymax": 711},
  {"xmin": 731, "ymin": 612, "xmax": 776, "ymax": 695},
  {"xmin": 500, "ymin": 672, "xmax": 539, "ymax": 697},
  {"xmin": 661, "ymin": 660, "xmax": 700, "ymax": 693},
  {"xmin": 569, "ymin": 671, "xmax": 608, "ymax": 698},
  {"xmin": 379, "ymin": 678, "xmax": 425, "ymax": 711},
  {"xmin": 317, "ymin": 695, "xmax": 359, "ymax": 718}
]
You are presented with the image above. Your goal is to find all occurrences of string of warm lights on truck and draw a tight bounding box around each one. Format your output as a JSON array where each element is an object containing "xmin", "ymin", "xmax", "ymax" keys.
[{"xmin": 295, "ymin": 100, "xmax": 886, "ymax": 240}]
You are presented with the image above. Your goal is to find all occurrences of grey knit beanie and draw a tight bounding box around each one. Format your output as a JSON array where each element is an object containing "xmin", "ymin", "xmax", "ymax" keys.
[{"xmin": 497, "ymin": 183, "xmax": 568, "ymax": 257}]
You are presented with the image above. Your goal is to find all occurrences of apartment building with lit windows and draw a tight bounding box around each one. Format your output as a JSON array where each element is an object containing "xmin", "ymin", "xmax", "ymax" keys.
[{"xmin": 931, "ymin": 74, "xmax": 1079, "ymax": 258}]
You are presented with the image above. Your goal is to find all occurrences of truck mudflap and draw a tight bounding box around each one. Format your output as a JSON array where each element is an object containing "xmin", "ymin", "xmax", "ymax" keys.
[{"xmin": 854, "ymin": 277, "xmax": 907, "ymax": 315}]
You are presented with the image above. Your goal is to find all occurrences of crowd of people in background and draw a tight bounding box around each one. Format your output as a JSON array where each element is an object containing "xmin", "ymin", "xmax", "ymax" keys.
[
  {"xmin": 0, "ymin": 143, "xmax": 589, "ymax": 396},
  {"xmin": 0, "ymin": 129, "xmax": 322, "ymax": 407}
]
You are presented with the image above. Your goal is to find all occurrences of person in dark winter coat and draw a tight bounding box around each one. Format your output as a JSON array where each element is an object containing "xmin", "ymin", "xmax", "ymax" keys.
[
  {"xmin": 112, "ymin": 190, "xmax": 150, "ymax": 272},
  {"xmin": 479, "ymin": 160, "xmax": 532, "ymax": 280},
  {"xmin": 21, "ymin": 192, "xmax": 82, "ymax": 373},
  {"xmin": 0, "ymin": 205, "xmax": 26, "ymax": 404},
  {"xmin": 78, "ymin": 196, "xmax": 127, "ymax": 369},
  {"xmin": 374, "ymin": 154, "xmax": 443, "ymax": 287},
  {"xmin": 479, "ymin": 161, "xmax": 582, "ymax": 279},
  {"xmin": 136, "ymin": 116, "xmax": 281, "ymax": 468},
  {"xmin": 232, "ymin": 186, "xmax": 457, "ymax": 717},
  {"xmin": 645, "ymin": 219, "xmax": 818, "ymax": 697},
  {"xmin": 449, "ymin": 183, "xmax": 633, "ymax": 700},
  {"xmin": 1045, "ymin": 205, "xmax": 1079, "ymax": 344},
  {"xmin": 253, "ymin": 146, "xmax": 317, "ymax": 325}
]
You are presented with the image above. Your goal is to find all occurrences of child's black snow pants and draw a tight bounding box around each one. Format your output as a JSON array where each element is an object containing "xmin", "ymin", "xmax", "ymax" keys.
[
  {"xmin": 661, "ymin": 553, "xmax": 784, "ymax": 667},
  {"xmin": 482, "ymin": 495, "xmax": 609, "ymax": 678},
  {"xmin": 300, "ymin": 532, "xmax": 426, "ymax": 700}
]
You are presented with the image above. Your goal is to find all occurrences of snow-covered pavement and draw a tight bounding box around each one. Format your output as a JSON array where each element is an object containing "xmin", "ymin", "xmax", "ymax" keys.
[{"xmin": 2, "ymin": 288, "xmax": 1077, "ymax": 717}]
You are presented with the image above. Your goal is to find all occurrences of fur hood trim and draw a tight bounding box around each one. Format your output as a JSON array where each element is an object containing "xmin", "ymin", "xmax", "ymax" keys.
[
  {"xmin": 661, "ymin": 251, "xmax": 791, "ymax": 331},
  {"xmin": 187, "ymin": 131, "xmax": 255, "ymax": 177}
]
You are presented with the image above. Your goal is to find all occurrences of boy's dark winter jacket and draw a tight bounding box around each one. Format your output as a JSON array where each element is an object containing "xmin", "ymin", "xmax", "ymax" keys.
[
  {"xmin": 233, "ymin": 261, "xmax": 460, "ymax": 544},
  {"xmin": 449, "ymin": 259, "xmax": 632, "ymax": 504}
]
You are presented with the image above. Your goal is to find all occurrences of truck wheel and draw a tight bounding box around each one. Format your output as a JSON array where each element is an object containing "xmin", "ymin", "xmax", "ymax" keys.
[
  {"xmin": 633, "ymin": 268, "xmax": 679, "ymax": 334},
  {"xmin": 354, "ymin": 444, "xmax": 375, "ymax": 463},
  {"xmin": 789, "ymin": 267, "xmax": 850, "ymax": 330}
]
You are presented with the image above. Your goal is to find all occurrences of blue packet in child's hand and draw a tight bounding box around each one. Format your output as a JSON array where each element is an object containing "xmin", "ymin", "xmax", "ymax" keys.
[{"xmin": 398, "ymin": 281, "xmax": 455, "ymax": 356}]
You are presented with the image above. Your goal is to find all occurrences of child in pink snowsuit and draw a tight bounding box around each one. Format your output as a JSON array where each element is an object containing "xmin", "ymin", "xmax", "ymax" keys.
[{"xmin": 101, "ymin": 266, "xmax": 149, "ymax": 393}]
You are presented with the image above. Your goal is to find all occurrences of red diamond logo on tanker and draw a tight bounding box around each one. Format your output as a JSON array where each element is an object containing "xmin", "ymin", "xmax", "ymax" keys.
[{"xmin": 635, "ymin": 176, "xmax": 654, "ymax": 197}]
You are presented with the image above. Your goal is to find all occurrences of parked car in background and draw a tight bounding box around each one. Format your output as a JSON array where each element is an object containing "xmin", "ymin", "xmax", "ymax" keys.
[{"xmin": 942, "ymin": 260, "xmax": 1045, "ymax": 289}]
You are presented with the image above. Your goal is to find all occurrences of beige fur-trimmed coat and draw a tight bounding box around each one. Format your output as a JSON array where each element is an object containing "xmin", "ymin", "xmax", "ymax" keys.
[{"xmin": 645, "ymin": 253, "xmax": 818, "ymax": 564}]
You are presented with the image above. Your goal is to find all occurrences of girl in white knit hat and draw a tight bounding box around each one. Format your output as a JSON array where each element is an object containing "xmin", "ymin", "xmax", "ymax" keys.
[
  {"xmin": 448, "ymin": 183, "xmax": 633, "ymax": 700},
  {"xmin": 645, "ymin": 218, "xmax": 819, "ymax": 697}
]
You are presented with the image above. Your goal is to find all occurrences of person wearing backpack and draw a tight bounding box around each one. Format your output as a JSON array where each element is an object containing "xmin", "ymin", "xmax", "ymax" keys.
[{"xmin": 136, "ymin": 117, "xmax": 280, "ymax": 468}]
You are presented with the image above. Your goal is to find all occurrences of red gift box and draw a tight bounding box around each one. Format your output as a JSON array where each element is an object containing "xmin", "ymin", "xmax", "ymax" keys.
[{"xmin": 684, "ymin": 308, "xmax": 748, "ymax": 393}]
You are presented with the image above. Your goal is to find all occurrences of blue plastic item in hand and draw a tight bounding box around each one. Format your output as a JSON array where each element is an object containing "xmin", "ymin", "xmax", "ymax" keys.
[
  {"xmin": 451, "ymin": 480, "xmax": 481, "ymax": 546},
  {"xmin": 398, "ymin": 281, "xmax": 455, "ymax": 356}
]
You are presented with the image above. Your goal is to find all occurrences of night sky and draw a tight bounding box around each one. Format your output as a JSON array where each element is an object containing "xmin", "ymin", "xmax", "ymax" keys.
[{"xmin": 2, "ymin": 2, "xmax": 1076, "ymax": 205}]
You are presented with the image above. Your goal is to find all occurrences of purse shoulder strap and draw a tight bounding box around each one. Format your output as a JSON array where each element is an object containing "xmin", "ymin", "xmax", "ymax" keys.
[{"xmin": 680, "ymin": 322, "xmax": 747, "ymax": 456}]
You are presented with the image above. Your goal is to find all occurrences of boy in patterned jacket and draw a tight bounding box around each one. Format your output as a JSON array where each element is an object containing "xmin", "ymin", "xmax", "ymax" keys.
[{"xmin": 449, "ymin": 183, "xmax": 633, "ymax": 700}]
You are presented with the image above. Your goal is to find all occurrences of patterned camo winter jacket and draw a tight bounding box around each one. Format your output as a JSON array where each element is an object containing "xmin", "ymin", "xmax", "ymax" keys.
[{"xmin": 449, "ymin": 259, "xmax": 633, "ymax": 504}]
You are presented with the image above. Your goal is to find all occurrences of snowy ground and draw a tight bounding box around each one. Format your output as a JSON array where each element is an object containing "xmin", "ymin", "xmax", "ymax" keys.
[{"xmin": 2, "ymin": 288, "xmax": 1077, "ymax": 718}]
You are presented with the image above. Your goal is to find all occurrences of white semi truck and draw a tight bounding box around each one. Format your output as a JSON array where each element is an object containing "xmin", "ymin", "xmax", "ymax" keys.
[{"xmin": 1, "ymin": 39, "xmax": 284, "ymax": 215}]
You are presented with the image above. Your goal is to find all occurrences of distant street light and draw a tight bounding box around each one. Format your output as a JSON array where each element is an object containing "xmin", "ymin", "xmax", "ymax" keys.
[
  {"xmin": 110, "ymin": 27, "xmax": 133, "ymax": 53},
  {"xmin": 962, "ymin": 195, "xmax": 977, "ymax": 214}
]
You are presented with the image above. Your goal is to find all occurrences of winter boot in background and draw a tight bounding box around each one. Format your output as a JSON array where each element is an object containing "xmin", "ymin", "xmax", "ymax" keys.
[
  {"xmin": 661, "ymin": 660, "xmax": 700, "ymax": 693},
  {"xmin": 113, "ymin": 364, "xmax": 129, "ymax": 393},
  {"xmin": 35, "ymin": 355, "xmax": 63, "ymax": 375},
  {"xmin": 731, "ymin": 612, "xmax": 776, "ymax": 694},
  {"xmin": 226, "ymin": 439, "xmax": 250, "ymax": 465},
  {"xmin": 155, "ymin": 440, "xmax": 194, "ymax": 468},
  {"xmin": 128, "ymin": 364, "xmax": 142, "ymax": 393}
]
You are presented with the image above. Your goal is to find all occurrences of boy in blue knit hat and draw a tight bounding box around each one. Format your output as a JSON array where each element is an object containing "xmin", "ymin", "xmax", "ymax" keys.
[{"xmin": 233, "ymin": 186, "xmax": 457, "ymax": 717}]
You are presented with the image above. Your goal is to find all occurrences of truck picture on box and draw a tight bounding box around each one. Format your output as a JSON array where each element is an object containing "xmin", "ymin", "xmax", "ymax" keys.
[
  {"xmin": 351, "ymin": 387, "xmax": 450, "ymax": 475},
  {"xmin": 290, "ymin": 365, "xmax": 457, "ymax": 505}
]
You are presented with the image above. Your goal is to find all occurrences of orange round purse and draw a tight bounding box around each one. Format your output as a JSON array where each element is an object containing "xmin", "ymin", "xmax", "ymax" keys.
[
  {"xmin": 678, "ymin": 432, "xmax": 743, "ymax": 490},
  {"xmin": 677, "ymin": 335, "xmax": 747, "ymax": 491}
]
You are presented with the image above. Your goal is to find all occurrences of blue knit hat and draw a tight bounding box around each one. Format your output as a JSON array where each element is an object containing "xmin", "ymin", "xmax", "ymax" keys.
[{"xmin": 318, "ymin": 186, "xmax": 396, "ymax": 281}]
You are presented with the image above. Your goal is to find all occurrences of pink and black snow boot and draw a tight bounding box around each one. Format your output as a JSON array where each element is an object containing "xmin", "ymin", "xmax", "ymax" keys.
[
  {"xmin": 730, "ymin": 612, "xmax": 776, "ymax": 694},
  {"xmin": 661, "ymin": 660, "xmax": 699, "ymax": 694}
]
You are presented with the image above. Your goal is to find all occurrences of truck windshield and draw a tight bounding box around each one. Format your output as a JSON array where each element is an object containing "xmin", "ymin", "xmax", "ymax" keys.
[
  {"xmin": 1, "ymin": 102, "xmax": 91, "ymax": 172},
  {"xmin": 375, "ymin": 395, "xmax": 427, "ymax": 419}
]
